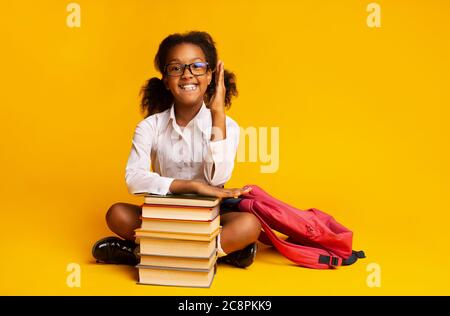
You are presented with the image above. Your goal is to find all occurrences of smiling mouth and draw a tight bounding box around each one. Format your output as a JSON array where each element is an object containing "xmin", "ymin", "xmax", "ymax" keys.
[{"xmin": 178, "ymin": 84, "xmax": 199, "ymax": 91}]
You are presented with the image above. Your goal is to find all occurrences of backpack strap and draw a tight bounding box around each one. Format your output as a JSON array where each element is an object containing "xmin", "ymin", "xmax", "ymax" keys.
[
  {"xmin": 224, "ymin": 195, "xmax": 367, "ymax": 269},
  {"xmin": 319, "ymin": 255, "xmax": 341, "ymax": 266},
  {"xmin": 341, "ymin": 250, "xmax": 366, "ymax": 266},
  {"xmin": 239, "ymin": 199, "xmax": 344, "ymax": 269}
]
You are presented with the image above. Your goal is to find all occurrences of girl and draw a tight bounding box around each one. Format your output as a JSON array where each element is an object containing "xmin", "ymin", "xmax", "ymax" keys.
[{"xmin": 92, "ymin": 31, "xmax": 261, "ymax": 268}]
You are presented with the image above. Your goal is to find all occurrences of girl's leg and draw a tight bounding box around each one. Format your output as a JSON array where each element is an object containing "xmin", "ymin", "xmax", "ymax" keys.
[
  {"xmin": 92, "ymin": 203, "xmax": 141, "ymax": 265},
  {"xmin": 104, "ymin": 204, "xmax": 262, "ymax": 252},
  {"xmin": 219, "ymin": 212, "xmax": 262, "ymax": 254},
  {"xmin": 105, "ymin": 202, "xmax": 142, "ymax": 241}
]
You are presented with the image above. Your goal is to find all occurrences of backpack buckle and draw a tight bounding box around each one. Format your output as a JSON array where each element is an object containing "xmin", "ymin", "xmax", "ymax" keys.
[{"xmin": 319, "ymin": 255, "xmax": 339, "ymax": 266}]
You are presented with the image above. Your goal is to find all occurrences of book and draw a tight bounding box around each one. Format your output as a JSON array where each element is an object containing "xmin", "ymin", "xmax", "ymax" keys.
[
  {"xmin": 141, "ymin": 203, "xmax": 220, "ymax": 221},
  {"xmin": 138, "ymin": 252, "xmax": 217, "ymax": 270},
  {"xmin": 137, "ymin": 264, "xmax": 217, "ymax": 288},
  {"xmin": 139, "ymin": 193, "xmax": 220, "ymax": 208},
  {"xmin": 140, "ymin": 215, "xmax": 220, "ymax": 235},
  {"xmin": 135, "ymin": 226, "xmax": 221, "ymax": 242},
  {"xmin": 138, "ymin": 236, "xmax": 217, "ymax": 258},
  {"xmin": 134, "ymin": 192, "xmax": 221, "ymax": 288}
]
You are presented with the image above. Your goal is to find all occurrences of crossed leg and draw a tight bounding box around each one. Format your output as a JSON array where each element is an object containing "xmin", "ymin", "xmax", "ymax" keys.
[{"xmin": 105, "ymin": 202, "xmax": 261, "ymax": 254}]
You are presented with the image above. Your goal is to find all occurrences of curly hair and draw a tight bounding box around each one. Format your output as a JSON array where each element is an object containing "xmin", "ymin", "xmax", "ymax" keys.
[{"xmin": 140, "ymin": 31, "xmax": 238, "ymax": 117}]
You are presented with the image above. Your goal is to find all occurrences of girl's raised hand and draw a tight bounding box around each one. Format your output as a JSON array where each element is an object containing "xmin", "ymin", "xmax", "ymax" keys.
[{"xmin": 207, "ymin": 60, "xmax": 226, "ymax": 113}]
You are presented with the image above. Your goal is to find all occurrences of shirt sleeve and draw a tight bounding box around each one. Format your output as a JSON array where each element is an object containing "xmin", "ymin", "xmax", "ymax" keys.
[
  {"xmin": 125, "ymin": 120, "xmax": 175, "ymax": 195},
  {"xmin": 203, "ymin": 118, "xmax": 240, "ymax": 187}
]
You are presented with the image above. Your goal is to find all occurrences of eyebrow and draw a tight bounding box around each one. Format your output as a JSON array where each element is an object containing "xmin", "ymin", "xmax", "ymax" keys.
[{"xmin": 166, "ymin": 57, "xmax": 204, "ymax": 64}]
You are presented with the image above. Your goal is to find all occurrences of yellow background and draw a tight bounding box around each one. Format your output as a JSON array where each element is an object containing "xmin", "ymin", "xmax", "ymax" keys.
[{"xmin": 1, "ymin": 0, "xmax": 449, "ymax": 295}]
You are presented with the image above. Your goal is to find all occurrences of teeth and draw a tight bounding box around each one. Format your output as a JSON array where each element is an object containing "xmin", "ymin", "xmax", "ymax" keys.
[{"xmin": 179, "ymin": 84, "xmax": 197, "ymax": 91}]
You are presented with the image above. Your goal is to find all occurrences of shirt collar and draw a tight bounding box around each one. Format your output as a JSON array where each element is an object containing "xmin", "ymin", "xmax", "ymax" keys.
[{"xmin": 166, "ymin": 102, "xmax": 211, "ymax": 136}]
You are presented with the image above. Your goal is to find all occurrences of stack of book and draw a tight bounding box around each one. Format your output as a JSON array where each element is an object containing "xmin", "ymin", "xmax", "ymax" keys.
[{"xmin": 134, "ymin": 194, "xmax": 221, "ymax": 288}]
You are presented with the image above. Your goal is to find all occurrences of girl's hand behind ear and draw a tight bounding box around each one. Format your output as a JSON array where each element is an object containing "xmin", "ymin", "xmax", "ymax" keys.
[{"xmin": 207, "ymin": 60, "xmax": 226, "ymax": 113}]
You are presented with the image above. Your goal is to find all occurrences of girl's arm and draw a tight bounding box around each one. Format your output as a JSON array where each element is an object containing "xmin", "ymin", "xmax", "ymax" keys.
[
  {"xmin": 125, "ymin": 120, "xmax": 174, "ymax": 195},
  {"xmin": 169, "ymin": 179, "xmax": 252, "ymax": 198},
  {"xmin": 204, "ymin": 60, "xmax": 239, "ymax": 185},
  {"xmin": 210, "ymin": 60, "xmax": 227, "ymax": 143}
]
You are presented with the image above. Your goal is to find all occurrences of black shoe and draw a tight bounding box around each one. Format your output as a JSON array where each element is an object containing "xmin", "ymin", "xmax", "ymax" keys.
[
  {"xmin": 92, "ymin": 236, "xmax": 139, "ymax": 266},
  {"xmin": 218, "ymin": 243, "xmax": 257, "ymax": 268}
]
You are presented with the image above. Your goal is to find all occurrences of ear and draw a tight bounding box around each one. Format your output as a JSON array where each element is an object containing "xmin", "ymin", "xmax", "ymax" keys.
[{"xmin": 162, "ymin": 76, "xmax": 170, "ymax": 90}]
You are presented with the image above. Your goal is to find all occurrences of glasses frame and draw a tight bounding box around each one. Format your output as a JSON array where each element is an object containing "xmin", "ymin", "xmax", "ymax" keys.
[{"xmin": 164, "ymin": 62, "xmax": 210, "ymax": 77}]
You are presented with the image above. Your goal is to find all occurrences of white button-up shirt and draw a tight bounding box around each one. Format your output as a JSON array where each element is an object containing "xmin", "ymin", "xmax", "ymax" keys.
[{"xmin": 125, "ymin": 102, "xmax": 240, "ymax": 195}]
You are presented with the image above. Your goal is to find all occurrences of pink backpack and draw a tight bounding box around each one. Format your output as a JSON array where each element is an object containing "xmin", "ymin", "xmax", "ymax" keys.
[{"xmin": 222, "ymin": 185, "xmax": 365, "ymax": 269}]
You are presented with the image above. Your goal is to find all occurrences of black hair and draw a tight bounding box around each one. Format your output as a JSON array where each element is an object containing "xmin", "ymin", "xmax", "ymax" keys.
[{"xmin": 140, "ymin": 31, "xmax": 238, "ymax": 117}]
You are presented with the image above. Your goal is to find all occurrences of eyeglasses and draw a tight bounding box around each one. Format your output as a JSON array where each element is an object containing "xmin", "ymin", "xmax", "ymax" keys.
[{"xmin": 164, "ymin": 62, "xmax": 210, "ymax": 77}]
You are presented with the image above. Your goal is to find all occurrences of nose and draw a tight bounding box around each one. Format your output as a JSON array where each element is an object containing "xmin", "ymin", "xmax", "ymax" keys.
[{"xmin": 180, "ymin": 64, "xmax": 193, "ymax": 79}]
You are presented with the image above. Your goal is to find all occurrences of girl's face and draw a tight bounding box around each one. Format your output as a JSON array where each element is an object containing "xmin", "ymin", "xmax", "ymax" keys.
[{"xmin": 163, "ymin": 43, "xmax": 212, "ymax": 107}]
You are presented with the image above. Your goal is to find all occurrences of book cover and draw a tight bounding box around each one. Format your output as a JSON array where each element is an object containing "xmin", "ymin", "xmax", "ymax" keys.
[
  {"xmin": 138, "ymin": 252, "xmax": 217, "ymax": 270},
  {"xmin": 140, "ymin": 215, "xmax": 220, "ymax": 234},
  {"xmin": 136, "ymin": 193, "xmax": 221, "ymax": 207},
  {"xmin": 139, "ymin": 237, "xmax": 217, "ymax": 258},
  {"xmin": 136, "ymin": 264, "xmax": 216, "ymax": 288},
  {"xmin": 141, "ymin": 203, "xmax": 220, "ymax": 221},
  {"xmin": 135, "ymin": 226, "xmax": 221, "ymax": 242}
]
